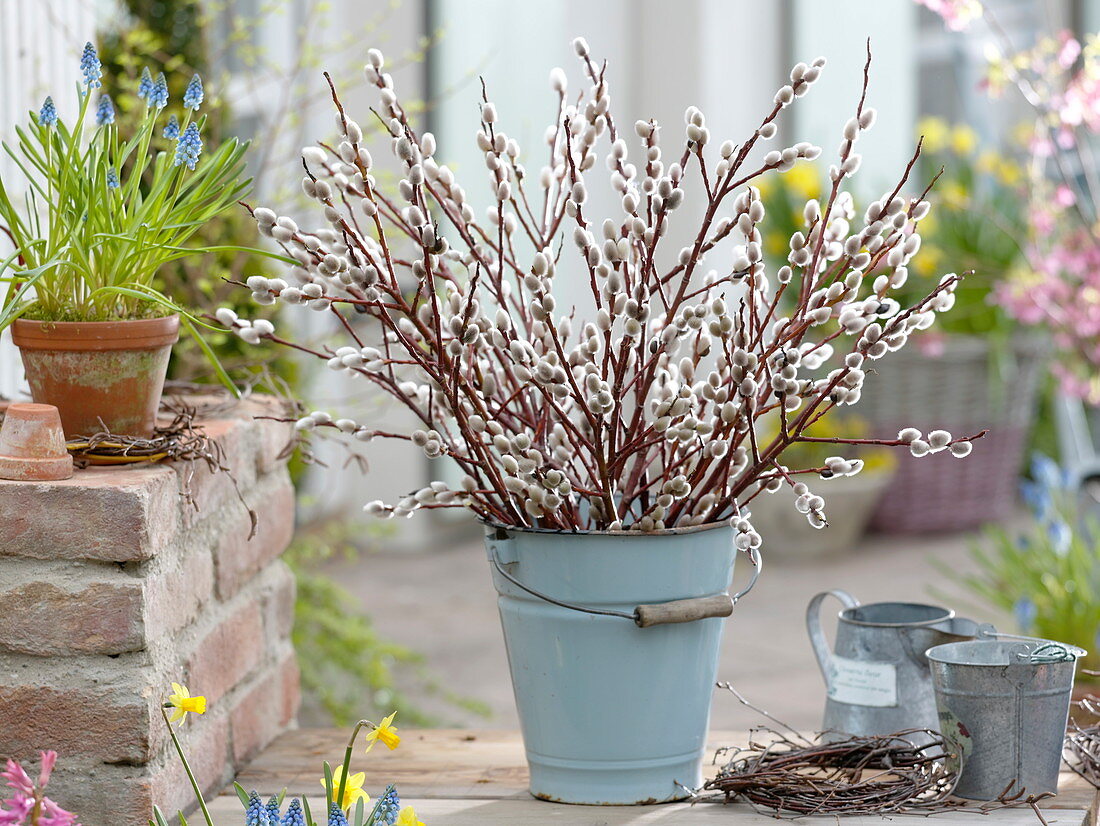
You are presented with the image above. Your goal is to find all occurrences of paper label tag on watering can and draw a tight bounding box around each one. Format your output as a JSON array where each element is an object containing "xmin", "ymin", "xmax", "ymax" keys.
[{"xmin": 826, "ymin": 655, "xmax": 898, "ymax": 707}]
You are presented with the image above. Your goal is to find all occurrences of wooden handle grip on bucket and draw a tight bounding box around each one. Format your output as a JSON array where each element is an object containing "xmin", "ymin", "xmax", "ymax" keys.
[{"xmin": 633, "ymin": 595, "xmax": 734, "ymax": 628}]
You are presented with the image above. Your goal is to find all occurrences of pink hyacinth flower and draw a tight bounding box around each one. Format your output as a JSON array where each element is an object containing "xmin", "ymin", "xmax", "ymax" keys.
[
  {"xmin": 1, "ymin": 761, "xmax": 32, "ymax": 797},
  {"xmin": 36, "ymin": 752, "xmax": 56, "ymax": 790}
]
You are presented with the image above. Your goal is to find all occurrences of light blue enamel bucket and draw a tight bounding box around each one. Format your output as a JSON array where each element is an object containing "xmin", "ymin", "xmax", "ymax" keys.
[{"xmin": 484, "ymin": 521, "xmax": 759, "ymax": 805}]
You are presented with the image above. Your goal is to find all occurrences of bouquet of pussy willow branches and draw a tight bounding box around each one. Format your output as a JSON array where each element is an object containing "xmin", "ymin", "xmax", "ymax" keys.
[{"xmin": 218, "ymin": 38, "xmax": 984, "ymax": 537}]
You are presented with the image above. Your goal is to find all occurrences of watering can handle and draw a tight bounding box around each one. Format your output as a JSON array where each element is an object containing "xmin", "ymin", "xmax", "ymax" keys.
[
  {"xmin": 806, "ymin": 590, "xmax": 860, "ymax": 687},
  {"xmin": 487, "ymin": 545, "xmax": 761, "ymax": 628}
]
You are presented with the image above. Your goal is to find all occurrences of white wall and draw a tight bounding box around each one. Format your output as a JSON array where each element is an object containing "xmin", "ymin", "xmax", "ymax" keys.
[
  {"xmin": 429, "ymin": 0, "xmax": 788, "ymax": 323},
  {"xmin": 791, "ymin": 0, "xmax": 919, "ymax": 195},
  {"xmin": 0, "ymin": 1, "xmax": 95, "ymax": 399}
]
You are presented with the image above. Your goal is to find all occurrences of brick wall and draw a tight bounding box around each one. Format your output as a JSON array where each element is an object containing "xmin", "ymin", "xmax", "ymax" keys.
[{"xmin": 0, "ymin": 398, "xmax": 299, "ymax": 825}]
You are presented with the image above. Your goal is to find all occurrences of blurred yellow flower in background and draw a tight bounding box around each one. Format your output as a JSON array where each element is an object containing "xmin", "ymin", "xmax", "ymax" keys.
[
  {"xmin": 783, "ymin": 163, "xmax": 820, "ymax": 200},
  {"xmin": 950, "ymin": 124, "xmax": 978, "ymax": 155},
  {"xmin": 918, "ymin": 116, "xmax": 950, "ymax": 153},
  {"xmin": 940, "ymin": 180, "xmax": 970, "ymax": 207},
  {"xmin": 913, "ymin": 244, "xmax": 945, "ymax": 276}
]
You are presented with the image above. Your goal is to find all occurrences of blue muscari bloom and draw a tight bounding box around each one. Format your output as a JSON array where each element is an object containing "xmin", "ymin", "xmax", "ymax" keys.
[
  {"xmin": 106, "ymin": 168, "xmax": 119, "ymax": 189},
  {"xmin": 1019, "ymin": 478, "xmax": 1052, "ymax": 523},
  {"xmin": 281, "ymin": 799, "xmax": 305, "ymax": 826},
  {"xmin": 174, "ymin": 122, "xmax": 203, "ymax": 170},
  {"xmin": 80, "ymin": 41, "xmax": 102, "ymax": 88},
  {"xmin": 374, "ymin": 786, "xmax": 400, "ymax": 826},
  {"xmin": 1030, "ymin": 453, "xmax": 1069, "ymax": 495},
  {"xmin": 95, "ymin": 93, "xmax": 115, "ymax": 125},
  {"xmin": 183, "ymin": 73, "xmax": 204, "ymax": 110},
  {"xmin": 148, "ymin": 72, "xmax": 169, "ymax": 108},
  {"xmin": 37, "ymin": 96, "xmax": 58, "ymax": 127},
  {"xmin": 1014, "ymin": 597, "xmax": 1037, "ymax": 633},
  {"xmin": 138, "ymin": 66, "xmax": 154, "ymax": 101},
  {"xmin": 327, "ymin": 803, "xmax": 348, "ymax": 826},
  {"xmin": 163, "ymin": 114, "xmax": 180, "ymax": 140},
  {"xmin": 1048, "ymin": 519, "xmax": 1072, "ymax": 556},
  {"xmin": 245, "ymin": 791, "xmax": 268, "ymax": 826},
  {"xmin": 265, "ymin": 795, "xmax": 281, "ymax": 826}
]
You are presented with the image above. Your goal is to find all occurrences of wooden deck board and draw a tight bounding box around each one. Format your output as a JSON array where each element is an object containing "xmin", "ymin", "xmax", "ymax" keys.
[
  {"xmin": 213, "ymin": 729, "xmax": 1098, "ymax": 825},
  {"xmin": 208, "ymin": 796, "xmax": 1091, "ymax": 825}
]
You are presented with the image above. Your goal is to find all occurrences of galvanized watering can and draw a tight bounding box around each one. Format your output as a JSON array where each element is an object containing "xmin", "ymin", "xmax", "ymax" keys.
[
  {"xmin": 807, "ymin": 589, "xmax": 993, "ymax": 738},
  {"xmin": 927, "ymin": 637, "xmax": 1085, "ymax": 800}
]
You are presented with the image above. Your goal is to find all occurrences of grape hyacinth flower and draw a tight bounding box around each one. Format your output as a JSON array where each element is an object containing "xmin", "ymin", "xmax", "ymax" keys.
[
  {"xmin": 1014, "ymin": 597, "xmax": 1037, "ymax": 632},
  {"xmin": 37, "ymin": 96, "xmax": 57, "ymax": 127},
  {"xmin": 265, "ymin": 794, "xmax": 281, "ymax": 826},
  {"xmin": 375, "ymin": 786, "xmax": 400, "ymax": 826},
  {"xmin": 95, "ymin": 93, "xmax": 115, "ymax": 125},
  {"xmin": 149, "ymin": 72, "xmax": 169, "ymax": 108},
  {"xmin": 183, "ymin": 73, "xmax": 204, "ymax": 110},
  {"xmin": 163, "ymin": 114, "xmax": 180, "ymax": 140},
  {"xmin": 174, "ymin": 123, "xmax": 203, "ymax": 170},
  {"xmin": 106, "ymin": 168, "xmax": 119, "ymax": 189},
  {"xmin": 327, "ymin": 802, "xmax": 348, "ymax": 826},
  {"xmin": 281, "ymin": 799, "xmax": 305, "ymax": 826},
  {"xmin": 245, "ymin": 791, "xmax": 267, "ymax": 826},
  {"xmin": 80, "ymin": 41, "xmax": 102, "ymax": 88},
  {"xmin": 138, "ymin": 66, "xmax": 154, "ymax": 101}
]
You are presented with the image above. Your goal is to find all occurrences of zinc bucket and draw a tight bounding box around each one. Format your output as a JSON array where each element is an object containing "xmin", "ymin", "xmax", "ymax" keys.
[
  {"xmin": 927, "ymin": 638, "xmax": 1084, "ymax": 800},
  {"xmin": 484, "ymin": 521, "xmax": 757, "ymax": 804}
]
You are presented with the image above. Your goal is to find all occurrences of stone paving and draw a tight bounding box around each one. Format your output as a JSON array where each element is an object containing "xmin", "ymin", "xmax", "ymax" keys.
[{"xmin": 315, "ymin": 525, "xmax": 1009, "ymax": 732}]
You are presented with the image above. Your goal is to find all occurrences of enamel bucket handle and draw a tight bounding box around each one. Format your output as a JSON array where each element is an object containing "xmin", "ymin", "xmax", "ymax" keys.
[
  {"xmin": 487, "ymin": 539, "xmax": 761, "ymax": 629},
  {"xmin": 806, "ymin": 589, "xmax": 860, "ymax": 689}
]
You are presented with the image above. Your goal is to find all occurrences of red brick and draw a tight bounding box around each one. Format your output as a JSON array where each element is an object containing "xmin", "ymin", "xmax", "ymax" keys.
[
  {"xmin": 0, "ymin": 685, "xmax": 152, "ymax": 763},
  {"xmin": 279, "ymin": 651, "xmax": 301, "ymax": 728},
  {"xmin": 213, "ymin": 473, "xmax": 295, "ymax": 599},
  {"xmin": 175, "ymin": 419, "xmax": 258, "ymax": 528},
  {"xmin": 186, "ymin": 602, "xmax": 264, "ymax": 705},
  {"xmin": 255, "ymin": 416, "xmax": 296, "ymax": 476},
  {"xmin": 0, "ymin": 580, "xmax": 144, "ymax": 656},
  {"xmin": 145, "ymin": 545, "xmax": 216, "ymax": 641},
  {"xmin": 35, "ymin": 762, "xmax": 158, "ymax": 826},
  {"xmin": 0, "ymin": 466, "xmax": 178, "ymax": 561},
  {"xmin": 229, "ymin": 649, "xmax": 298, "ymax": 765},
  {"xmin": 149, "ymin": 712, "xmax": 231, "ymax": 819},
  {"xmin": 261, "ymin": 562, "xmax": 297, "ymax": 647}
]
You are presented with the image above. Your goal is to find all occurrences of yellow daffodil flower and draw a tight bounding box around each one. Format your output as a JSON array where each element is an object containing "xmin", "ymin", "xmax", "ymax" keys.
[
  {"xmin": 364, "ymin": 711, "xmax": 401, "ymax": 752},
  {"xmin": 166, "ymin": 682, "xmax": 207, "ymax": 726},
  {"xmin": 395, "ymin": 805, "xmax": 425, "ymax": 826},
  {"xmin": 322, "ymin": 767, "xmax": 370, "ymax": 811}
]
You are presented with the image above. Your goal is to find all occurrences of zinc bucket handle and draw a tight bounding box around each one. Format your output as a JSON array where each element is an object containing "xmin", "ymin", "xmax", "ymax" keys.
[
  {"xmin": 488, "ymin": 545, "xmax": 761, "ymax": 629},
  {"xmin": 978, "ymin": 630, "xmax": 1086, "ymax": 663},
  {"xmin": 806, "ymin": 589, "xmax": 860, "ymax": 687}
]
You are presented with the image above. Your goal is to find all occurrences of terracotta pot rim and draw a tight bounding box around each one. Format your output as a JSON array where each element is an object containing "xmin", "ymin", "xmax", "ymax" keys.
[{"xmin": 11, "ymin": 315, "xmax": 181, "ymax": 351}]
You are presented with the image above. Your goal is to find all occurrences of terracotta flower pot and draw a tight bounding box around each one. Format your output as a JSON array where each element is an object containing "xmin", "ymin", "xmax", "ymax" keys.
[
  {"xmin": 11, "ymin": 315, "xmax": 180, "ymax": 437},
  {"xmin": 0, "ymin": 402, "xmax": 74, "ymax": 481}
]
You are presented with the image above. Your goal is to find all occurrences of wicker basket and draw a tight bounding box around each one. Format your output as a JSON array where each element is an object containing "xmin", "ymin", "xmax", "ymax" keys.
[{"xmin": 857, "ymin": 335, "xmax": 1043, "ymax": 533}]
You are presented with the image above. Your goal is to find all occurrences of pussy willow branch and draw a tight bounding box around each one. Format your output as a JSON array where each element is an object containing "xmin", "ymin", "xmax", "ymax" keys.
[{"xmin": 227, "ymin": 39, "xmax": 986, "ymax": 533}]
